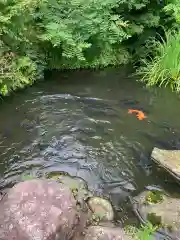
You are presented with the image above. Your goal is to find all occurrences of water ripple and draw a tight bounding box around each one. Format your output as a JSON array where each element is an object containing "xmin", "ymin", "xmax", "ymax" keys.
[{"xmin": 1, "ymin": 69, "xmax": 180, "ymax": 223}]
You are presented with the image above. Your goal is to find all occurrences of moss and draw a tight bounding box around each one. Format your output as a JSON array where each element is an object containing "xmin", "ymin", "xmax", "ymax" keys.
[
  {"xmin": 147, "ymin": 212, "xmax": 174, "ymax": 233},
  {"xmin": 47, "ymin": 171, "xmax": 70, "ymax": 180},
  {"xmin": 147, "ymin": 213, "xmax": 162, "ymax": 227},
  {"xmin": 87, "ymin": 212, "xmax": 106, "ymax": 226},
  {"xmin": 124, "ymin": 225, "xmax": 138, "ymax": 237},
  {"xmin": 170, "ymin": 192, "xmax": 180, "ymax": 199},
  {"xmin": 163, "ymin": 224, "xmax": 173, "ymax": 232},
  {"xmin": 145, "ymin": 190, "xmax": 164, "ymax": 205},
  {"xmin": 21, "ymin": 174, "xmax": 36, "ymax": 181},
  {"xmin": 165, "ymin": 224, "xmax": 173, "ymax": 232}
]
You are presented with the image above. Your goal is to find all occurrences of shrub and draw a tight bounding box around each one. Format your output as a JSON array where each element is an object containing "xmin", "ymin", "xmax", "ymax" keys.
[
  {"xmin": 0, "ymin": 0, "xmax": 45, "ymax": 95},
  {"xmin": 38, "ymin": 0, "xmax": 131, "ymax": 69},
  {"xmin": 0, "ymin": 0, "xmax": 178, "ymax": 95},
  {"xmin": 163, "ymin": 0, "xmax": 180, "ymax": 27},
  {"xmin": 0, "ymin": 51, "xmax": 38, "ymax": 95}
]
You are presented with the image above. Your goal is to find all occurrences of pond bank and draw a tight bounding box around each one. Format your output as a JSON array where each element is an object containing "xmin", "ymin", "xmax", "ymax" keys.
[{"xmin": 0, "ymin": 178, "xmax": 131, "ymax": 240}]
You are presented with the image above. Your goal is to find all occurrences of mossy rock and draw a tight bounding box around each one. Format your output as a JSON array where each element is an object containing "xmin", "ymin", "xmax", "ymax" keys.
[
  {"xmin": 132, "ymin": 190, "xmax": 180, "ymax": 239},
  {"xmin": 87, "ymin": 197, "xmax": 114, "ymax": 222},
  {"xmin": 47, "ymin": 171, "xmax": 92, "ymax": 211},
  {"xmin": 144, "ymin": 190, "xmax": 164, "ymax": 205}
]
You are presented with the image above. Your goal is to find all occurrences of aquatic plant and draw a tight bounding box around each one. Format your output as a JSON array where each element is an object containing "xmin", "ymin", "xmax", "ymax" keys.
[{"xmin": 147, "ymin": 213, "xmax": 162, "ymax": 227}]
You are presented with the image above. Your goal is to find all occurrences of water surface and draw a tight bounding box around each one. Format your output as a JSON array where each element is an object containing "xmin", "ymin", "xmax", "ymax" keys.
[{"xmin": 1, "ymin": 67, "xmax": 180, "ymax": 228}]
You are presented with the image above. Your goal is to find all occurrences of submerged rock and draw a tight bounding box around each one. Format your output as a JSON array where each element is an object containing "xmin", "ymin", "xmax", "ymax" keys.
[
  {"xmin": 151, "ymin": 147, "xmax": 180, "ymax": 182},
  {"xmin": 132, "ymin": 189, "xmax": 180, "ymax": 239},
  {"xmin": 103, "ymin": 180, "xmax": 136, "ymax": 208},
  {"xmin": 87, "ymin": 197, "xmax": 114, "ymax": 221},
  {"xmin": 0, "ymin": 179, "xmax": 87, "ymax": 240},
  {"xmin": 84, "ymin": 226, "xmax": 131, "ymax": 240}
]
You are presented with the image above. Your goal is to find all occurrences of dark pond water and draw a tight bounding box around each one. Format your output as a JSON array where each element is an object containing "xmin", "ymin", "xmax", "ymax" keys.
[{"xmin": 1, "ymin": 67, "xmax": 180, "ymax": 231}]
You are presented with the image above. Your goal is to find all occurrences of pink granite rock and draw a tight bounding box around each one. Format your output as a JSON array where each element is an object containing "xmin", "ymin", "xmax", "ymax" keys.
[{"xmin": 0, "ymin": 179, "xmax": 86, "ymax": 240}]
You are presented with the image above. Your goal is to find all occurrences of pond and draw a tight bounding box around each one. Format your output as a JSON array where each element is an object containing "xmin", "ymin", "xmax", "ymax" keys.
[{"xmin": 1, "ymin": 67, "xmax": 180, "ymax": 231}]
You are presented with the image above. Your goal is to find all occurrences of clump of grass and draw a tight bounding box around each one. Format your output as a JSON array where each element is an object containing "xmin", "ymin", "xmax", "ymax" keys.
[
  {"xmin": 137, "ymin": 30, "xmax": 180, "ymax": 92},
  {"xmin": 136, "ymin": 222, "xmax": 158, "ymax": 240},
  {"xmin": 125, "ymin": 222, "xmax": 157, "ymax": 240}
]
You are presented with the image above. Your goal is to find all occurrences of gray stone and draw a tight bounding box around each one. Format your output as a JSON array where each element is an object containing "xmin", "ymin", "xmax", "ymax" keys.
[
  {"xmin": 0, "ymin": 179, "xmax": 87, "ymax": 240},
  {"xmin": 87, "ymin": 197, "xmax": 114, "ymax": 221},
  {"xmin": 151, "ymin": 147, "xmax": 180, "ymax": 181},
  {"xmin": 84, "ymin": 226, "xmax": 130, "ymax": 240},
  {"xmin": 133, "ymin": 190, "xmax": 180, "ymax": 239}
]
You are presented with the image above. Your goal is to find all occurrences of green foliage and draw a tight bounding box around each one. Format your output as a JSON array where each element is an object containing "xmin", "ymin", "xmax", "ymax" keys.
[
  {"xmin": 0, "ymin": 52, "xmax": 38, "ymax": 95},
  {"xmin": 0, "ymin": 0, "xmax": 179, "ymax": 94},
  {"xmin": 136, "ymin": 222, "xmax": 157, "ymax": 240},
  {"xmin": 163, "ymin": 0, "xmax": 180, "ymax": 26},
  {"xmin": 39, "ymin": 0, "xmax": 131, "ymax": 69},
  {"xmin": 135, "ymin": 0, "xmax": 180, "ymax": 92},
  {"xmin": 125, "ymin": 222, "xmax": 157, "ymax": 240},
  {"xmin": 115, "ymin": 0, "xmax": 164, "ymax": 63},
  {"xmin": 137, "ymin": 30, "xmax": 180, "ymax": 92},
  {"xmin": 0, "ymin": 0, "xmax": 45, "ymax": 95}
]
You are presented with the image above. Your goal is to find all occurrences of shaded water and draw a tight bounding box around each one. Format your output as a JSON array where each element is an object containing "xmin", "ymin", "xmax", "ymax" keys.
[{"xmin": 1, "ymin": 67, "xmax": 180, "ymax": 228}]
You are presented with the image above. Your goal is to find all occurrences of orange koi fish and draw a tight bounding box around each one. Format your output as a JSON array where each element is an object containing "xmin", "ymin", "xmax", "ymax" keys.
[{"xmin": 128, "ymin": 109, "xmax": 147, "ymax": 120}]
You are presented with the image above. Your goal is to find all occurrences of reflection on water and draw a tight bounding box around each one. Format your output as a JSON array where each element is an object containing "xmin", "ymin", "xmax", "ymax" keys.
[{"xmin": 1, "ymin": 67, "xmax": 180, "ymax": 226}]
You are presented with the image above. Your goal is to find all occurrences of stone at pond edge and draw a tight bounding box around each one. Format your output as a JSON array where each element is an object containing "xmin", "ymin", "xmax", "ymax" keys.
[
  {"xmin": 151, "ymin": 147, "xmax": 180, "ymax": 182},
  {"xmin": 133, "ymin": 190, "xmax": 180, "ymax": 239},
  {"xmin": 48, "ymin": 172, "xmax": 93, "ymax": 211},
  {"xmin": 87, "ymin": 197, "xmax": 114, "ymax": 221},
  {"xmin": 84, "ymin": 226, "xmax": 131, "ymax": 240},
  {"xmin": 0, "ymin": 179, "xmax": 87, "ymax": 240}
]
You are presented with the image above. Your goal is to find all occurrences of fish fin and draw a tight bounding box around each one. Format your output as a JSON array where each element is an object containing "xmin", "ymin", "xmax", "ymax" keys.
[{"xmin": 128, "ymin": 109, "xmax": 134, "ymax": 114}]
